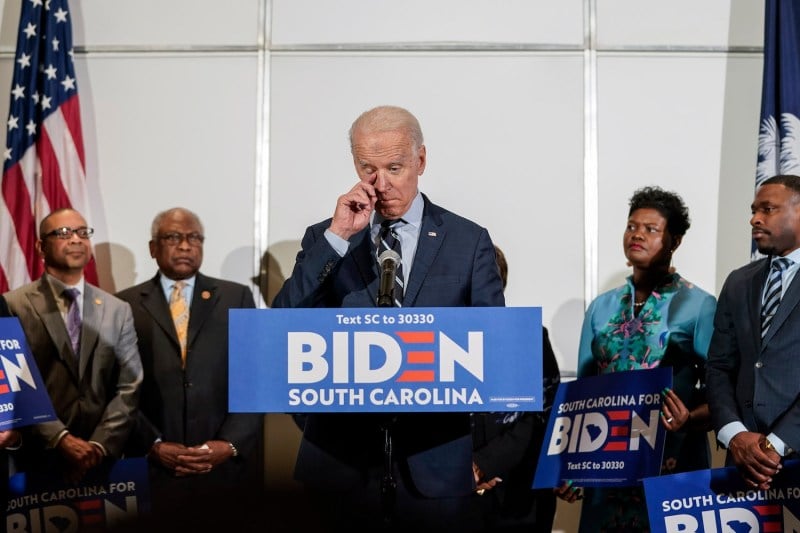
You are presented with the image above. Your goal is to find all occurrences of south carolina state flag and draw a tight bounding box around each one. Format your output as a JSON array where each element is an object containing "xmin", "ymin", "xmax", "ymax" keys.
[
  {"xmin": 756, "ymin": 0, "xmax": 800, "ymax": 187},
  {"xmin": 1, "ymin": 0, "xmax": 97, "ymax": 293}
]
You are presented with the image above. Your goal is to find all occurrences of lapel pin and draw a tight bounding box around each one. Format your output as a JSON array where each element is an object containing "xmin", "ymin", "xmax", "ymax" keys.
[
  {"xmin": 201, "ymin": 290, "xmax": 211, "ymax": 300},
  {"xmin": 94, "ymin": 298, "xmax": 102, "ymax": 305},
  {"xmin": 428, "ymin": 232, "xmax": 437, "ymax": 237}
]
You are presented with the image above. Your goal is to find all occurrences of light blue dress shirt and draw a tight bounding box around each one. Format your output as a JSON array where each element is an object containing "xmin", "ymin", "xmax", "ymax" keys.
[{"xmin": 159, "ymin": 273, "xmax": 196, "ymax": 304}]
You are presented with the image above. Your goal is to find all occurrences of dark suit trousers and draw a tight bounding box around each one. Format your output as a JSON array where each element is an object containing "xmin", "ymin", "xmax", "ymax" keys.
[{"xmin": 301, "ymin": 462, "xmax": 483, "ymax": 533}]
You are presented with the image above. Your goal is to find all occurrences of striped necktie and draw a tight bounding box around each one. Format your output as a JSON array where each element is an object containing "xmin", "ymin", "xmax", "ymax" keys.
[
  {"xmin": 761, "ymin": 257, "xmax": 792, "ymax": 339},
  {"xmin": 378, "ymin": 219, "xmax": 404, "ymax": 306},
  {"xmin": 170, "ymin": 281, "xmax": 189, "ymax": 366}
]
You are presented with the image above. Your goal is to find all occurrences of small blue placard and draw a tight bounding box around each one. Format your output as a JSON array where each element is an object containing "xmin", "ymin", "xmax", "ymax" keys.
[
  {"xmin": 644, "ymin": 460, "xmax": 800, "ymax": 533},
  {"xmin": 533, "ymin": 367, "xmax": 671, "ymax": 488},
  {"xmin": 0, "ymin": 318, "xmax": 57, "ymax": 428},
  {"xmin": 7, "ymin": 457, "xmax": 151, "ymax": 529},
  {"xmin": 229, "ymin": 307, "xmax": 542, "ymax": 413}
]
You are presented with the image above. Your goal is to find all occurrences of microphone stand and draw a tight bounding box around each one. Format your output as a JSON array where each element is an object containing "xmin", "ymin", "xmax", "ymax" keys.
[
  {"xmin": 376, "ymin": 258, "xmax": 397, "ymax": 525},
  {"xmin": 380, "ymin": 418, "xmax": 397, "ymax": 527}
]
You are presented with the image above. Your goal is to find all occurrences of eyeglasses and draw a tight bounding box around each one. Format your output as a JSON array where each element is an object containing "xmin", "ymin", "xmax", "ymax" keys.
[
  {"xmin": 43, "ymin": 226, "xmax": 94, "ymax": 240},
  {"xmin": 157, "ymin": 232, "xmax": 205, "ymax": 246}
]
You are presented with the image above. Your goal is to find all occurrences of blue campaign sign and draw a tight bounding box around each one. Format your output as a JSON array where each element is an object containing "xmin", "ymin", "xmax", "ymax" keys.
[
  {"xmin": 229, "ymin": 306, "xmax": 542, "ymax": 413},
  {"xmin": 0, "ymin": 318, "xmax": 57, "ymax": 429},
  {"xmin": 533, "ymin": 367, "xmax": 671, "ymax": 488},
  {"xmin": 644, "ymin": 460, "xmax": 800, "ymax": 533},
  {"xmin": 7, "ymin": 457, "xmax": 151, "ymax": 531}
]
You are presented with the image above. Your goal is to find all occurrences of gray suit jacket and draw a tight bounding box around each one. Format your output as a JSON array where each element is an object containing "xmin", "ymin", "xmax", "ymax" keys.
[
  {"xmin": 3, "ymin": 274, "xmax": 143, "ymax": 458},
  {"xmin": 707, "ymin": 257, "xmax": 800, "ymax": 455}
]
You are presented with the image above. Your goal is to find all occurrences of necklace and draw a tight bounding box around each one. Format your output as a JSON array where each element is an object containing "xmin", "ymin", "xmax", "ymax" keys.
[{"xmin": 633, "ymin": 301, "xmax": 646, "ymax": 308}]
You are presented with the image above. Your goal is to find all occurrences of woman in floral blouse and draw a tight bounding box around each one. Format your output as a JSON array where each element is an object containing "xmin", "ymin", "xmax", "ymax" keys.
[{"xmin": 560, "ymin": 186, "xmax": 717, "ymax": 532}]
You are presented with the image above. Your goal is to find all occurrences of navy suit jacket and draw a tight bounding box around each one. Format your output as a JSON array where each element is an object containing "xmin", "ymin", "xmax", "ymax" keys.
[
  {"xmin": 272, "ymin": 195, "xmax": 505, "ymax": 497},
  {"xmin": 707, "ymin": 257, "xmax": 800, "ymax": 455},
  {"xmin": 117, "ymin": 273, "xmax": 263, "ymax": 485}
]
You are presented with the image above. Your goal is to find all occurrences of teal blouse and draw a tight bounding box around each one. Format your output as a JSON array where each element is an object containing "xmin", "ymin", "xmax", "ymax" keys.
[
  {"xmin": 577, "ymin": 273, "xmax": 716, "ymax": 379},
  {"xmin": 575, "ymin": 273, "xmax": 717, "ymax": 533}
]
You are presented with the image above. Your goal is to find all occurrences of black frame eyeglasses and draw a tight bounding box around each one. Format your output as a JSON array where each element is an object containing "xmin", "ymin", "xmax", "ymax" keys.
[
  {"xmin": 157, "ymin": 232, "xmax": 205, "ymax": 246},
  {"xmin": 43, "ymin": 226, "xmax": 94, "ymax": 240}
]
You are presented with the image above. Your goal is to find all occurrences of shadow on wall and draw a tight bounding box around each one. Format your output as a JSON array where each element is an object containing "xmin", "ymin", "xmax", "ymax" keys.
[
  {"xmin": 94, "ymin": 242, "xmax": 137, "ymax": 293},
  {"xmin": 249, "ymin": 241, "xmax": 308, "ymax": 493},
  {"xmin": 251, "ymin": 240, "xmax": 300, "ymax": 307},
  {"xmin": 548, "ymin": 297, "xmax": 586, "ymax": 379}
]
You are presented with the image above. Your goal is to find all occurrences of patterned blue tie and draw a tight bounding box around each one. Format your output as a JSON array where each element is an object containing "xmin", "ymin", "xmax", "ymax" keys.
[
  {"xmin": 63, "ymin": 288, "xmax": 81, "ymax": 356},
  {"xmin": 379, "ymin": 220, "xmax": 404, "ymax": 306},
  {"xmin": 762, "ymin": 257, "xmax": 792, "ymax": 339}
]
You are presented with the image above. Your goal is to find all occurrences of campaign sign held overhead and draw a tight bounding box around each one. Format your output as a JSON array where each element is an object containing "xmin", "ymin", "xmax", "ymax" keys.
[
  {"xmin": 0, "ymin": 318, "xmax": 57, "ymax": 429},
  {"xmin": 533, "ymin": 367, "xmax": 671, "ymax": 488},
  {"xmin": 229, "ymin": 307, "xmax": 542, "ymax": 413}
]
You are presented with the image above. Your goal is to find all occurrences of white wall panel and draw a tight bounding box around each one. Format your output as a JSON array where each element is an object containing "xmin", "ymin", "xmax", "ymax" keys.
[
  {"xmin": 75, "ymin": 54, "xmax": 259, "ymax": 292},
  {"xmin": 0, "ymin": 1, "xmax": 260, "ymax": 50},
  {"xmin": 0, "ymin": 1, "xmax": 22, "ymax": 51},
  {"xmin": 271, "ymin": 0, "xmax": 584, "ymax": 46},
  {"xmin": 597, "ymin": 0, "xmax": 764, "ymax": 48},
  {"xmin": 596, "ymin": 54, "xmax": 762, "ymax": 299}
]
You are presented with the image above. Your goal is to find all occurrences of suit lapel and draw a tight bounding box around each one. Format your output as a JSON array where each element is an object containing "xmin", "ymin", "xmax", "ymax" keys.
[
  {"xmin": 762, "ymin": 261, "xmax": 800, "ymax": 347},
  {"xmin": 28, "ymin": 277, "xmax": 79, "ymax": 379},
  {"xmin": 141, "ymin": 275, "xmax": 182, "ymax": 356},
  {"xmin": 78, "ymin": 285, "xmax": 102, "ymax": 378},
  {"xmin": 750, "ymin": 261, "xmax": 768, "ymax": 350},
  {"xmin": 188, "ymin": 273, "xmax": 216, "ymax": 349},
  {"xmin": 349, "ymin": 228, "xmax": 380, "ymax": 304},
  {"xmin": 404, "ymin": 200, "xmax": 444, "ymax": 306}
]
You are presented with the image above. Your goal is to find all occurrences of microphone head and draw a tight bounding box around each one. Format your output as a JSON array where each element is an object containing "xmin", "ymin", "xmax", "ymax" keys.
[{"xmin": 378, "ymin": 249, "xmax": 401, "ymax": 267}]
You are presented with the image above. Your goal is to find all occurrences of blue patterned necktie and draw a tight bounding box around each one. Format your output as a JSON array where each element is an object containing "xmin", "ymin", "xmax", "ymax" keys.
[
  {"xmin": 63, "ymin": 288, "xmax": 81, "ymax": 356},
  {"xmin": 761, "ymin": 257, "xmax": 792, "ymax": 339},
  {"xmin": 378, "ymin": 219, "xmax": 404, "ymax": 306}
]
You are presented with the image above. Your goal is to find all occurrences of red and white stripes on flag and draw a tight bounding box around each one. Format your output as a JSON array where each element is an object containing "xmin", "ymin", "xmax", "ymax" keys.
[{"xmin": 1, "ymin": 0, "xmax": 97, "ymax": 293}]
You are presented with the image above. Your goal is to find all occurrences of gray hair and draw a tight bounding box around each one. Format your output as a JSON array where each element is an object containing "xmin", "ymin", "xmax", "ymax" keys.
[
  {"xmin": 150, "ymin": 207, "xmax": 204, "ymax": 238},
  {"xmin": 348, "ymin": 105, "xmax": 424, "ymax": 155}
]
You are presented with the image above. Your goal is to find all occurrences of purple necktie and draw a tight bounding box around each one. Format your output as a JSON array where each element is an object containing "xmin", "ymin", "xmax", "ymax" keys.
[{"xmin": 63, "ymin": 288, "xmax": 81, "ymax": 356}]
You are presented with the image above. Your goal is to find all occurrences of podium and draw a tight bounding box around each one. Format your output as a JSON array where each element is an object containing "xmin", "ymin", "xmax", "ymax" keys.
[{"xmin": 229, "ymin": 306, "xmax": 543, "ymax": 413}]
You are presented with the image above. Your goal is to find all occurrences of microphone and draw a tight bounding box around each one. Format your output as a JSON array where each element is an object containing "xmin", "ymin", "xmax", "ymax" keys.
[{"xmin": 377, "ymin": 249, "xmax": 401, "ymax": 307}]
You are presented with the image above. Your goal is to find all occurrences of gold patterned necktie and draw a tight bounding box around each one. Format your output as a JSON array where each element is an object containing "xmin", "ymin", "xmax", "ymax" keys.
[{"xmin": 169, "ymin": 281, "xmax": 189, "ymax": 367}]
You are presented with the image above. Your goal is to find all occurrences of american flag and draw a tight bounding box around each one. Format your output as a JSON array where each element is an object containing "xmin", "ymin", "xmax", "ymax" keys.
[{"xmin": 1, "ymin": 0, "xmax": 97, "ymax": 293}]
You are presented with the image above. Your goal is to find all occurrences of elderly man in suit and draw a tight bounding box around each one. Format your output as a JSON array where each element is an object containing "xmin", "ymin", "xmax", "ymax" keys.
[
  {"xmin": 116, "ymin": 207, "xmax": 263, "ymax": 526},
  {"xmin": 2, "ymin": 208, "xmax": 142, "ymax": 482},
  {"xmin": 272, "ymin": 105, "xmax": 505, "ymax": 531},
  {"xmin": 707, "ymin": 174, "xmax": 800, "ymax": 491}
]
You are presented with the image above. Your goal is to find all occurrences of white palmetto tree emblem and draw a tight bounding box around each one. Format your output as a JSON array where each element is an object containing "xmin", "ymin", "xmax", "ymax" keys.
[{"xmin": 757, "ymin": 112, "xmax": 800, "ymax": 186}]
